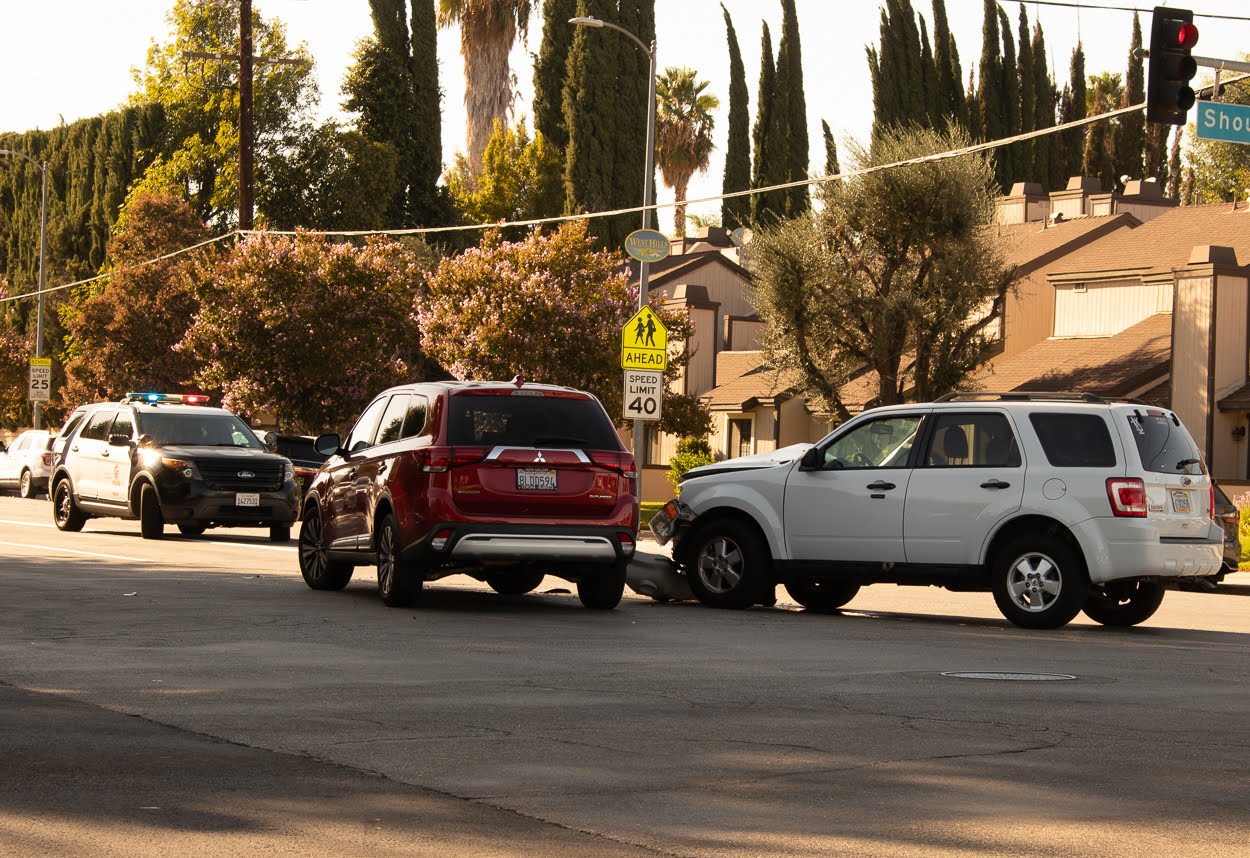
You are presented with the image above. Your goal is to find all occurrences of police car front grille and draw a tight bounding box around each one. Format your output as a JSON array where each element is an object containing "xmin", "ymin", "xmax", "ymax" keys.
[{"xmin": 199, "ymin": 460, "xmax": 284, "ymax": 491}]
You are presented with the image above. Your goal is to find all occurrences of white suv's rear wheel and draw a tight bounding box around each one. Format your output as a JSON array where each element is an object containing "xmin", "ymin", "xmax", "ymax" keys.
[
  {"xmin": 1082, "ymin": 580, "xmax": 1166, "ymax": 627},
  {"xmin": 686, "ymin": 520, "xmax": 771, "ymax": 609},
  {"xmin": 991, "ymin": 535, "xmax": 1088, "ymax": 629}
]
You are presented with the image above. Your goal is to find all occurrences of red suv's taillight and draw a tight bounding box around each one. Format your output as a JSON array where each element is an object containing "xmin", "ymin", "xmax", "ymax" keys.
[
  {"xmin": 1106, "ymin": 477, "xmax": 1147, "ymax": 517},
  {"xmin": 420, "ymin": 446, "xmax": 489, "ymax": 473},
  {"xmin": 588, "ymin": 451, "xmax": 636, "ymax": 479}
]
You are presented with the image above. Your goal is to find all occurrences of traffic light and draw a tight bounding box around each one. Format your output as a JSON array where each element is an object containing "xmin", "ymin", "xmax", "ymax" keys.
[{"xmin": 1146, "ymin": 7, "xmax": 1199, "ymax": 125}]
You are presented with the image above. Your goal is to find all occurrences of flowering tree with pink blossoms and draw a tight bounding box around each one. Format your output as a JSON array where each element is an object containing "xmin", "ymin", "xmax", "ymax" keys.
[
  {"xmin": 418, "ymin": 222, "xmax": 709, "ymax": 436},
  {"xmin": 183, "ymin": 230, "xmax": 425, "ymax": 434}
]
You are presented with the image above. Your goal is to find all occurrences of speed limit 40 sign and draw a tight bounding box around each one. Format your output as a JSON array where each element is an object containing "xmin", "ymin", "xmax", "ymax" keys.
[
  {"xmin": 28, "ymin": 357, "xmax": 51, "ymax": 403},
  {"xmin": 623, "ymin": 369, "xmax": 663, "ymax": 421}
]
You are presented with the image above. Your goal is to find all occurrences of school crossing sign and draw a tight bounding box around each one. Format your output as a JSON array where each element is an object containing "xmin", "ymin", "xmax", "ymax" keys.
[{"xmin": 620, "ymin": 306, "xmax": 668, "ymax": 371}]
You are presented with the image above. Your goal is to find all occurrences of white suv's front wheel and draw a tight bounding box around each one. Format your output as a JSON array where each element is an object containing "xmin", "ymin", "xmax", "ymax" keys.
[
  {"xmin": 991, "ymin": 535, "xmax": 1088, "ymax": 629},
  {"xmin": 685, "ymin": 520, "xmax": 772, "ymax": 610}
]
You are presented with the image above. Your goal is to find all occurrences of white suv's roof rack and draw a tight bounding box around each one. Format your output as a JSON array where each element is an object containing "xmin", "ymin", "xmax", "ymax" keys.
[{"xmin": 934, "ymin": 391, "xmax": 1108, "ymax": 404}]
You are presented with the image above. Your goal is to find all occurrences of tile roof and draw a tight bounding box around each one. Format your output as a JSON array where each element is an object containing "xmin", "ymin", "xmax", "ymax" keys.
[
  {"xmin": 1217, "ymin": 380, "xmax": 1250, "ymax": 412},
  {"xmin": 1051, "ymin": 203, "xmax": 1250, "ymax": 278},
  {"xmin": 702, "ymin": 352, "xmax": 878, "ymax": 413},
  {"xmin": 993, "ymin": 213, "xmax": 1137, "ymax": 271},
  {"xmin": 972, "ymin": 313, "xmax": 1172, "ymax": 395},
  {"xmin": 714, "ymin": 350, "xmax": 768, "ymax": 386}
]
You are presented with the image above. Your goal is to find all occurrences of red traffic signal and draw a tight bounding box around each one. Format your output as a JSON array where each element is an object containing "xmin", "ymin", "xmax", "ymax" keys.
[{"xmin": 1147, "ymin": 7, "xmax": 1199, "ymax": 125}]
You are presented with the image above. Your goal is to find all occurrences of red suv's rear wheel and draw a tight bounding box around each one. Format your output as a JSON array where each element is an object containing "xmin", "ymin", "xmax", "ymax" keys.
[{"xmin": 376, "ymin": 513, "xmax": 421, "ymax": 607}]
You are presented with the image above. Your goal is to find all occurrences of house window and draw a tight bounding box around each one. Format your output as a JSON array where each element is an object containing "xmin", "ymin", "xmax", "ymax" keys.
[
  {"xmin": 1073, "ymin": 283, "xmax": 1087, "ymax": 293},
  {"xmin": 646, "ymin": 424, "xmax": 672, "ymax": 467},
  {"xmin": 729, "ymin": 417, "xmax": 753, "ymax": 459}
]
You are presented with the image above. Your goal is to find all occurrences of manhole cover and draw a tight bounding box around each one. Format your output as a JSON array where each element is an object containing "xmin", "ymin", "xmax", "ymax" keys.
[{"xmin": 941, "ymin": 671, "xmax": 1077, "ymax": 681}]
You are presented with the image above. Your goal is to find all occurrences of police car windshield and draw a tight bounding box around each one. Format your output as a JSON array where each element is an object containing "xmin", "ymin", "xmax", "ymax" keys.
[{"xmin": 138, "ymin": 412, "xmax": 263, "ymax": 449}]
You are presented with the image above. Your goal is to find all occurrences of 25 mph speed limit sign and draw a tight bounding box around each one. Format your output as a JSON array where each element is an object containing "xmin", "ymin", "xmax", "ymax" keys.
[
  {"xmin": 623, "ymin": 370, "xmax": 663, "ymax": 422},
  {"xmin": 28, "ymin": 357, "xmax": 51, "ymax": 402}
]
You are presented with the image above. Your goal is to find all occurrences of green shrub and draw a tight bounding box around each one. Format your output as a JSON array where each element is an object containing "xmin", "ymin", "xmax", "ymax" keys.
[{"xmin": 667, "ymin": 437, "xmax": 715, "ymax": 494}]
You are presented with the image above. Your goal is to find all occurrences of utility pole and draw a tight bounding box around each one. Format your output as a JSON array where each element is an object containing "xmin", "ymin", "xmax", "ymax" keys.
[
  {"xmin": 238, "ymin": 0, "xmax": 254, "ymax": 231},
  {"xmin": 184, "ymin": 0, "xmax": 302, "ymax": 230}
]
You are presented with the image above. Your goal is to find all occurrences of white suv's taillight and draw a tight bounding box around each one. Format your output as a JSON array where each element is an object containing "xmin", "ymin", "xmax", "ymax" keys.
[{"xmin": 1106, "ymin": 477, "xmax": 1147, "ymax": 517}]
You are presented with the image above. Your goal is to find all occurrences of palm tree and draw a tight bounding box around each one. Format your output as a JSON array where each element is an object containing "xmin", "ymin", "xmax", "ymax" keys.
[
  {"xmin": 437, "ymin": 0, "xmax": 532, "ymax": 174},
  {"xmin": 655, "ymin": 67, "xmax": 719, "ymax": 239}
]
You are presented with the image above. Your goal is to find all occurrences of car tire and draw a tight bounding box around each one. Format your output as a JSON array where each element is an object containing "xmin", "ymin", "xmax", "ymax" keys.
[
  {"xmin": 576, "ymin": 560, "xmax": 626, "ymax": 610},
  {"xmin": 139, "ymin": 484, "xmax": 164, "ymax": 540},
  {"xmin": 685, "ymin": 519, "xmax": 772, "ymax": 610},
  {"xmin": 52, "ymin": 479, "xmax": 87, "ymax": 532},
  {"xmin": 298, "ymin": 505, "xmax": 353, "ymax": 591},
  {"xmin": 487, "ymin": 570, "xmax": 546, "ymax": 595},
  {"xmin": 376, "ymin": 513, "xmax": 420, "ymax": 607},
  {"xmin": 269, "ymin": 523, "xmax": 291, "ymax": 543},
  {"xmin": 1081, "ymin": 580, "xmax": 1166, "ymax": 627},
  {"xmin": 991, "ymin": 535, "xmax": 1088, "ymax": 629},
  {"xmin": 18, "ymin": 470, "xmax": 34, "ymax": 499},
  {"xmin": 785, "ymin": 578, "xmax": 860, "ymax": 612},
  {"xmin": 177, "ymin": 524, "xmax": 206, "ymax": 536}
]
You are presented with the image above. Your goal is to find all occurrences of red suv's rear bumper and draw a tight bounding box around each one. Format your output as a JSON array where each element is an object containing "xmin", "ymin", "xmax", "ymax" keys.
[{"xmin": 403, "ymin": 522, "xmax": 636, "ymax": 568}]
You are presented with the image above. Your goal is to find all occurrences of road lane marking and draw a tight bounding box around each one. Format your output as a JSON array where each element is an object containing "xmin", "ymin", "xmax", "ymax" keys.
[
  {"xmin": 0, "ymin": 518, "xmax": 55, "ymax": 528},
  {"xmin": 0, "ymin": 540, "xmax": 153, "ymax": 563}
]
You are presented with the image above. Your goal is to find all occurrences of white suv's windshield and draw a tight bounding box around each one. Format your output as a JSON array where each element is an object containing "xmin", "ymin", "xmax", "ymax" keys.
[{"xmin": 137, "ymin": 412, "xmax": 263, "ymax": 449}]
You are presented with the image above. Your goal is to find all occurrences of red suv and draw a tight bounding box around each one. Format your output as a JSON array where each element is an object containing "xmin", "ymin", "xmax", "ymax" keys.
[{"xmin": 298, "ymin": 380, "xmax": 638, "ymax": 609}]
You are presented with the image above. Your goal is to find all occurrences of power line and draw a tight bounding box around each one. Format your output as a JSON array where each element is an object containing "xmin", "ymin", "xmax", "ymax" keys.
[{"xmin": 1019, "ymin": 1, "xmax": 1250, "ymax": 22}]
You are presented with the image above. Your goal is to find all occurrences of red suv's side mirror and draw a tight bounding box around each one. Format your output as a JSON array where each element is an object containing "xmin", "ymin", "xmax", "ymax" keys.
[{"xmin": 314, "ymin": 433, "xmax": 342, "ymax": 458}]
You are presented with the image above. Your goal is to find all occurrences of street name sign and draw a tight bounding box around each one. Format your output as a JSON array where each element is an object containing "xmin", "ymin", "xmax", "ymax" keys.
[
  {"xmin": 28, "ymin": 357, "xmax": 51, "ymax": 402},
  {"xmin": 624, "ymin": 228, "xmax": 670, "ymax": 263},
  {"xmin": 1196, "ymin": 101, "xmax": 1250, "ymax": 144},
  {"xmin": 623, "ymin": 369, "xmax": 663, "ymax": 422},
  {"xmin": 621, "ymin": 306, "xmax": 668, "ymax": 371}
]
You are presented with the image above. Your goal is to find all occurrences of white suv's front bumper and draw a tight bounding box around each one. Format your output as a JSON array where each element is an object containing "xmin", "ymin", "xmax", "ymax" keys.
[{"xmin": 1073, "ymin": 518, "xmax": 1224, "ymax": 584}]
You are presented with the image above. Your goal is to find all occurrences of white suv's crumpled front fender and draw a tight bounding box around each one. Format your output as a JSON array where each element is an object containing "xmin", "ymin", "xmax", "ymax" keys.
[{"xmin": 677, "ymin": 470, "xmax": 791, "ymax": 560}]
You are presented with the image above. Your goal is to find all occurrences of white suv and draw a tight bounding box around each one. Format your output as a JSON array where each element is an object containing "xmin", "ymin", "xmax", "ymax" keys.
[{"xmin": 649, "ymin": 392, "xmax": 1224, "ymax": 629}]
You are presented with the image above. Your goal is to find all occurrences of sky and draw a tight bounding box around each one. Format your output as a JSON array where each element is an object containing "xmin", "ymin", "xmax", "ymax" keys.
[{"xmin": 2, "ymin": 0, "xmax": 1248, "ymax": 231}]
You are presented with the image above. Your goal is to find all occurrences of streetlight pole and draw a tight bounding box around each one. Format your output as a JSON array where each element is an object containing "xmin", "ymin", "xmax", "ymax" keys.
[
  {"xmin": 569, "ymin": 16, "xmax": 657, "ymax": 478},
  {"xmin": 1, "ymin": 148, "xmax": 48, "ymax": 430}
]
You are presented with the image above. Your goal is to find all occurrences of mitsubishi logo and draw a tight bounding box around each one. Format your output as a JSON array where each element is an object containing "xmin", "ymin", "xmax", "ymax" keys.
[
  {"xmin": 533, "ymin": 452, "xmax": 546, "ymax": 463},
  {"xmin": 238, "ymin": 470, "xmax": 255, "ymax": 479}
]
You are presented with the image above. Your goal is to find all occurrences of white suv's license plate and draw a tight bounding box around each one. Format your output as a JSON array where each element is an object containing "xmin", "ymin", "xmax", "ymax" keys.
[
  {"xmin": 517, "ymin": 468, "xmax": 557, "ymax": 491},
  {"xmin": 1171, "ymin": 490, "xmax": 1191, "ymax": 514},
  {"xmin": 235, "ymin": 492, "xmax": 260, "ymax": 507}
]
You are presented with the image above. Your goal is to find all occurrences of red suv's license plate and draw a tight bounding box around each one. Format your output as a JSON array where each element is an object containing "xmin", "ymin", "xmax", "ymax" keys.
[{"xmin": 517, "ymin": 468, "xmax": 557, "ymax": 491}]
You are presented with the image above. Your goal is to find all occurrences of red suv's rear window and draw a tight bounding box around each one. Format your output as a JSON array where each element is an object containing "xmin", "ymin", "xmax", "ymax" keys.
[{"xmin": 447, "ymin": 392, "xmax": 621, "ymax": 451}]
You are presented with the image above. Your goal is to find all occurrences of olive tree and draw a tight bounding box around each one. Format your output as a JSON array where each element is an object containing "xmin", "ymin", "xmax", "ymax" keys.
[{"xmin": 750, "ymin": 126, "xmax": 1015, "ymax": 422}]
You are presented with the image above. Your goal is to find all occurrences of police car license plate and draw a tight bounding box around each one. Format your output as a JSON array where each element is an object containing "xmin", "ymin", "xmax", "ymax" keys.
[
  {"xmin": 1171, "ymin": 490, "xmax": 1191, "ymax": 513},
  {"xmin": 517, "ymin": 468, "xmax": 557, "ymax": 491},
  {"xmin": 236, "ymin": 492, "xmax": 260, "ymax": 507}
]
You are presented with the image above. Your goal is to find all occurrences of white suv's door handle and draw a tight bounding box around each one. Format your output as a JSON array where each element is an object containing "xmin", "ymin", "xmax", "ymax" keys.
[
  {"xmin": 980, "ymin": 479, "xmax": 1011, "ymax": 489},
  {"xmin": 866, "ymin": 480, "xmax": 896, "ymax": 491}
]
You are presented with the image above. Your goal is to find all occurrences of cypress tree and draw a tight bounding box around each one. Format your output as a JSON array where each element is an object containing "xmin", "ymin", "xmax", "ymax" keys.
[
  {"xmin": 533, "ymin": 0, "xmax": 577, "ymax": 153},
  {"xmin": 822, "ymin": 119, "xmax": 840, "ymax": 175},
  {"xmin": 1015, "ymin": 4, "xmax": 1035, "ymax": 181},
  {"xmin": 751, "ymin": 23, "xmax": 785, "ymax": 223},
  {"xmin": 408, "ymin": 0, "xmax": 446, "ymax": 226},
  {"xmin": 966, "ymin": 69, "xmax": 982, "ymax": 139},
  {"xmin": 776, "ymin": 0, "xmax": 809, "ymax": 216},
  {"xmin": 998, "ymin": 6, "xmax": 1019, "ymax": 187},
  {"xmin": 1057, "ymin": 43, "xmax": 1086, "ymax": 184},
  {"xmin": 931, "ymin": 0, "xmax": 965, "ymax": 126},
  {"xmin": 1031, "ymin": 23, "xmax": 1058, "ymax": 190},
  {"xmin": 563, "ymin": 0, "xmax": 654, "ymax": 248},
  {"xmin": 868, "ymin": 0, "xmax": 926, "ymax": 137},
  {"xmin": 976, "ymin": 0, "xmax": 1004, "ymax": 145},
  {"xmin": 343, "ymin": 0, "xmax": 446, "ymax": 227},
  {"xmin": 720, "ymin": 3, "xmax": 752, "ymax": 230},
  {"xmin": 918, "ymin": 16, "xmax": 938, "ymax": 126},
  {"xmin": 1144, "ymin": 122, "xmax": 1169, "ymax": 188},
  {"xmin": 1117, "ymin": 13, "xmax": 1145, "ymax": 181}
]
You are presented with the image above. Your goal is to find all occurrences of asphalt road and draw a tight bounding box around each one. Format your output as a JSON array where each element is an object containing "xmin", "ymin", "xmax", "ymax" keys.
[{"xmin": 1, "ymin": 493, "xmax": 1249, "ymax": 857}]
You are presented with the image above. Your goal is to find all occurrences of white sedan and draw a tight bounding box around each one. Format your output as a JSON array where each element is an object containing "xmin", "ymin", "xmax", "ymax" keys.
[{"xmin": 0, "ymin": 429, "xmax": 54, "ymax": 498}]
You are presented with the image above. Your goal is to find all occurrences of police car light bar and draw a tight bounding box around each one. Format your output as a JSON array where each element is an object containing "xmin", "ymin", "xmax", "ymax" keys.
[{"xmin": 122, "ymin": 392, "xmax": 210, "ymax": 405}]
